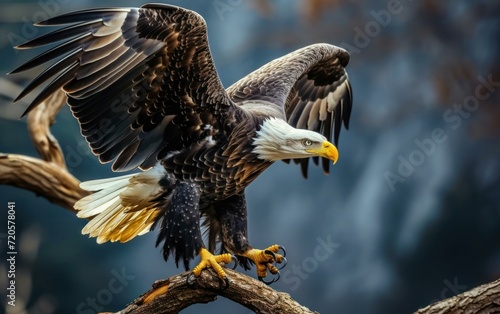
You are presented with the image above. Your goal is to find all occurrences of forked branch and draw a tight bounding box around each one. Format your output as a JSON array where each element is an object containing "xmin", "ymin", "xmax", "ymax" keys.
[{"xmin": 0, "ymin": 89, "xmax": 88, "ymax": 211}]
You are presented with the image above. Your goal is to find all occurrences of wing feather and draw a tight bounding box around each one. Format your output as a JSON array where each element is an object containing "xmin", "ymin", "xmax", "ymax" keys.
[
  {"xmin": 35, "ymin": 8, "xmax": 132, "ymax": 26},
  {"xmin": 12, "ymin": 4, "xmax": 235, "ymax": 172},
  {"xmin": 288, "ymin": 55, "xmax": 352, "ymax": 177},
  {"xmin": 13, "ymin": 50, "xmax": 82, "ymax": 101}
]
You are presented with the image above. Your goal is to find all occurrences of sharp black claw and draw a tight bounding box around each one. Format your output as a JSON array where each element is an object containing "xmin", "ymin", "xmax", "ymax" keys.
[
  {"xmin": 264, "ymin": 249, "xmax": 277, "ymax": 263},
  {"xmin": 187, "ymin": 271, "xmax": 229, "ymax": 291},
  {"xmin": 258, "ymin": 271, "xmax": 280, "ymax": 285},
  {"xmin": 274, "ymin": 271, "xmax": 281, "ymax": 283},
  {"xmin": 278, "ymin": 245, "xmax": 286, "ymax": 258},
  {"xmin": 278, "ymin": 256, "xmax": 287, "ymax": 270},
  {"xmin": 219, "ymin": 276, "xmax": 230, "ymax": 290},
  {"xmin": 258, "ymin": 276, "xmax": 272, "ymax": 284},
  {"xmin": 229, "ymin": 254, "xmax": 238, "ymax": 270}
]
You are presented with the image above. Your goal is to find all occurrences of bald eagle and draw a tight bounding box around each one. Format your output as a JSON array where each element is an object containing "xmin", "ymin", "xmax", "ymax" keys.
[{"xmin": 11, "ymin": 4, "xmax": 352, "ymax": 284}]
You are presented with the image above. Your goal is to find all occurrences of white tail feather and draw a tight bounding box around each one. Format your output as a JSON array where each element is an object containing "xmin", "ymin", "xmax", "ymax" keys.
[
  {"xmin": 75, "ymin": 164, "xmax": 166, "ymax": 243},
  {"xmin": 79, "ymin": 174, "xmax": 135, "ymax": 191},
  {"xmin": 76, "ymin": 186, "xmax": 127, "ymax": 218}
]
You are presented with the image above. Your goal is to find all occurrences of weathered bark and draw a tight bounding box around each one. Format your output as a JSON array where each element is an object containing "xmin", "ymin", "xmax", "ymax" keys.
[
  {"xmin": 414, "ymin": 278, "xmax": 500, "ymax": 314},
  {"xmin": 26, "ymin": 90, "xmax": 67, "ymax": 168},
  {"xmin": 0, "ymin": 89, "xmax": 88, "ymax": 212},
  {"xmin": 111, "ymin": 268, "xmax": 317, "ymax": 314},
  {"xmin": 0, "ymin": 153, "xmax": 88, "ymax": 212}
]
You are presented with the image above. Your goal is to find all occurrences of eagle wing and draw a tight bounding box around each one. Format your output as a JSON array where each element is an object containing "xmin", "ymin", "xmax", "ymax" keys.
[
  {"xmin": 227, "ymin": 44, "xmax": 353, "ymax": 177},
  {"xmin": 11, "ymin": 4, "xmax": 234, "ymax": 172}
]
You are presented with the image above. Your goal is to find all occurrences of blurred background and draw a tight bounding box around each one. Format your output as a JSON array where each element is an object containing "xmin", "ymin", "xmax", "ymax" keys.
[{"xmin": 1, "ymin": 0, "xmax": 499, "ymax": 313}]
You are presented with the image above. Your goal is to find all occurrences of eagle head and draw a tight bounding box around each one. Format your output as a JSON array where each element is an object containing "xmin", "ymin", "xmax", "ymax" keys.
[{"xmin": 252, "ymin": 118, "xmax": 339, "ymax": 163}]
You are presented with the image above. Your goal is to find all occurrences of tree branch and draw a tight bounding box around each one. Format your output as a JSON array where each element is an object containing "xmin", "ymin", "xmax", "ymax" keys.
[
  {"xmin": 0, "ymin": 153, "xmax": 87, "ymax": 212},
  {"xmin": 26, "ymin": 89, "xmax": 67, "ymax": 168},
  {"xmin": 414, "ymin": 278, "xmax": 500, "ymax": 314},
  {"xmin": 110, "ymin": 268, "xmax": 318, "ymax": 314},
  {"xmin": 0, "ymin": 88, "xmax": 88, "ymax": 212}
]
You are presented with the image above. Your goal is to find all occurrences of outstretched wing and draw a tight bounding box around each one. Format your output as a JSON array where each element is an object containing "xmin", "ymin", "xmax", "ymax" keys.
[
  {"xmin": 226, "ymin": 44, "xmax": 352, "ymax": 177},
  {"xmin": 11, "ymin": 4, "xmax": 234, "ymax": 172},
  {"xmin": 285, "ymin": 48, "xmax": 352, "ymax": 177}
]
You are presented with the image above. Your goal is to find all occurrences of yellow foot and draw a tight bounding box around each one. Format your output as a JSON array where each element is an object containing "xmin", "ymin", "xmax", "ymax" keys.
[
  {"xmin": 191, "ymin": 248, "xmax": 235, "ymax": 285},
  {"xmin": 241, "ymin": 244, "xmax": 287, "ymax": 284}
]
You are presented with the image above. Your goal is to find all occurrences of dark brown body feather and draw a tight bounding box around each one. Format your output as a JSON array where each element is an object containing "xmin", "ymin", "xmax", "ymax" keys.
[
  {"xmin": 160, "ymin": 108, "xmax": 272, "ymax": 205},
  {"xmin": 11, "ymin": 4, "xmax": 352, "ymax": 270}
]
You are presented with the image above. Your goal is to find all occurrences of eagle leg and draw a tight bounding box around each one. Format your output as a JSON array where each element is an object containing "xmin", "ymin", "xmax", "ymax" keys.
[
  {"xmin": 154, "ymin": 181, "xmax": 205, "ymax": 270},
  {"xmin": 211, "ymin": 193, "xmax": 288, "ymax": 283}
]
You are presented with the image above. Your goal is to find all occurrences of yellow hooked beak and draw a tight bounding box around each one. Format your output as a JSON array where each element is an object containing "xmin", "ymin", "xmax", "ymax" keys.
[{"xmin": 306, "ymin": 141, "xmax": 339, "ymax": 164}]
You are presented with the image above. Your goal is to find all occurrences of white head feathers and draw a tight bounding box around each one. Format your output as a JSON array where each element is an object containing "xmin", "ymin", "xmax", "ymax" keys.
[{"xmin": 252, "ymin": 118, "xmax": 327, "ymax": 161}]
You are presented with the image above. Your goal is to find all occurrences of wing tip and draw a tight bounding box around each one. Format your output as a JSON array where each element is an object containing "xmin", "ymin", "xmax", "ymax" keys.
[{"xmin": 34, "ymin": 20, "xmax": 50, "ymax": 27}]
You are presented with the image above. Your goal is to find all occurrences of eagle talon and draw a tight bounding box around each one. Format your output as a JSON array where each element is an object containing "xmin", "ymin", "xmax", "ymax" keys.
[
  {"xmin": 192, "ymin": 248, "xmax": 233, "ymax": 284},
  {"xmin": 278, "ymin": 256, "xmax": 287, "ymax": 270},
  {"xmin": 266, "ymin": 261, "xmax": 279, "ymax": 275},
  {"xmin": 188, "ymin": 271, "xmax": 230, "ymax": 290},
  {"xmin": 219, "ymin": 276, "xmax": 230, "ymax": 290},
  {"xmin": 258, "ymin": 271, "xmax": 280, "ymax": 285},
  {"xmin": 229, "ymin": 254, "xmax": 239, "ymax": 270},
  {"xmin": 240, "ymin": 245, "xmax": 286, "ymax": 281},
  {"xmin": 264, "ymin": 249, "xmax": 277, "ymax": 263},
  {"xmin": 264, "ymin": 248, "xmax": 286, "ymax": 269}
]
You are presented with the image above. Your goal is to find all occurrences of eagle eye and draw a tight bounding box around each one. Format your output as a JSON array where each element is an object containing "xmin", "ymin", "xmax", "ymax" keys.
[{"xmin": 302, "ymin": 139, "xmax": 313, "ymax": 146}]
